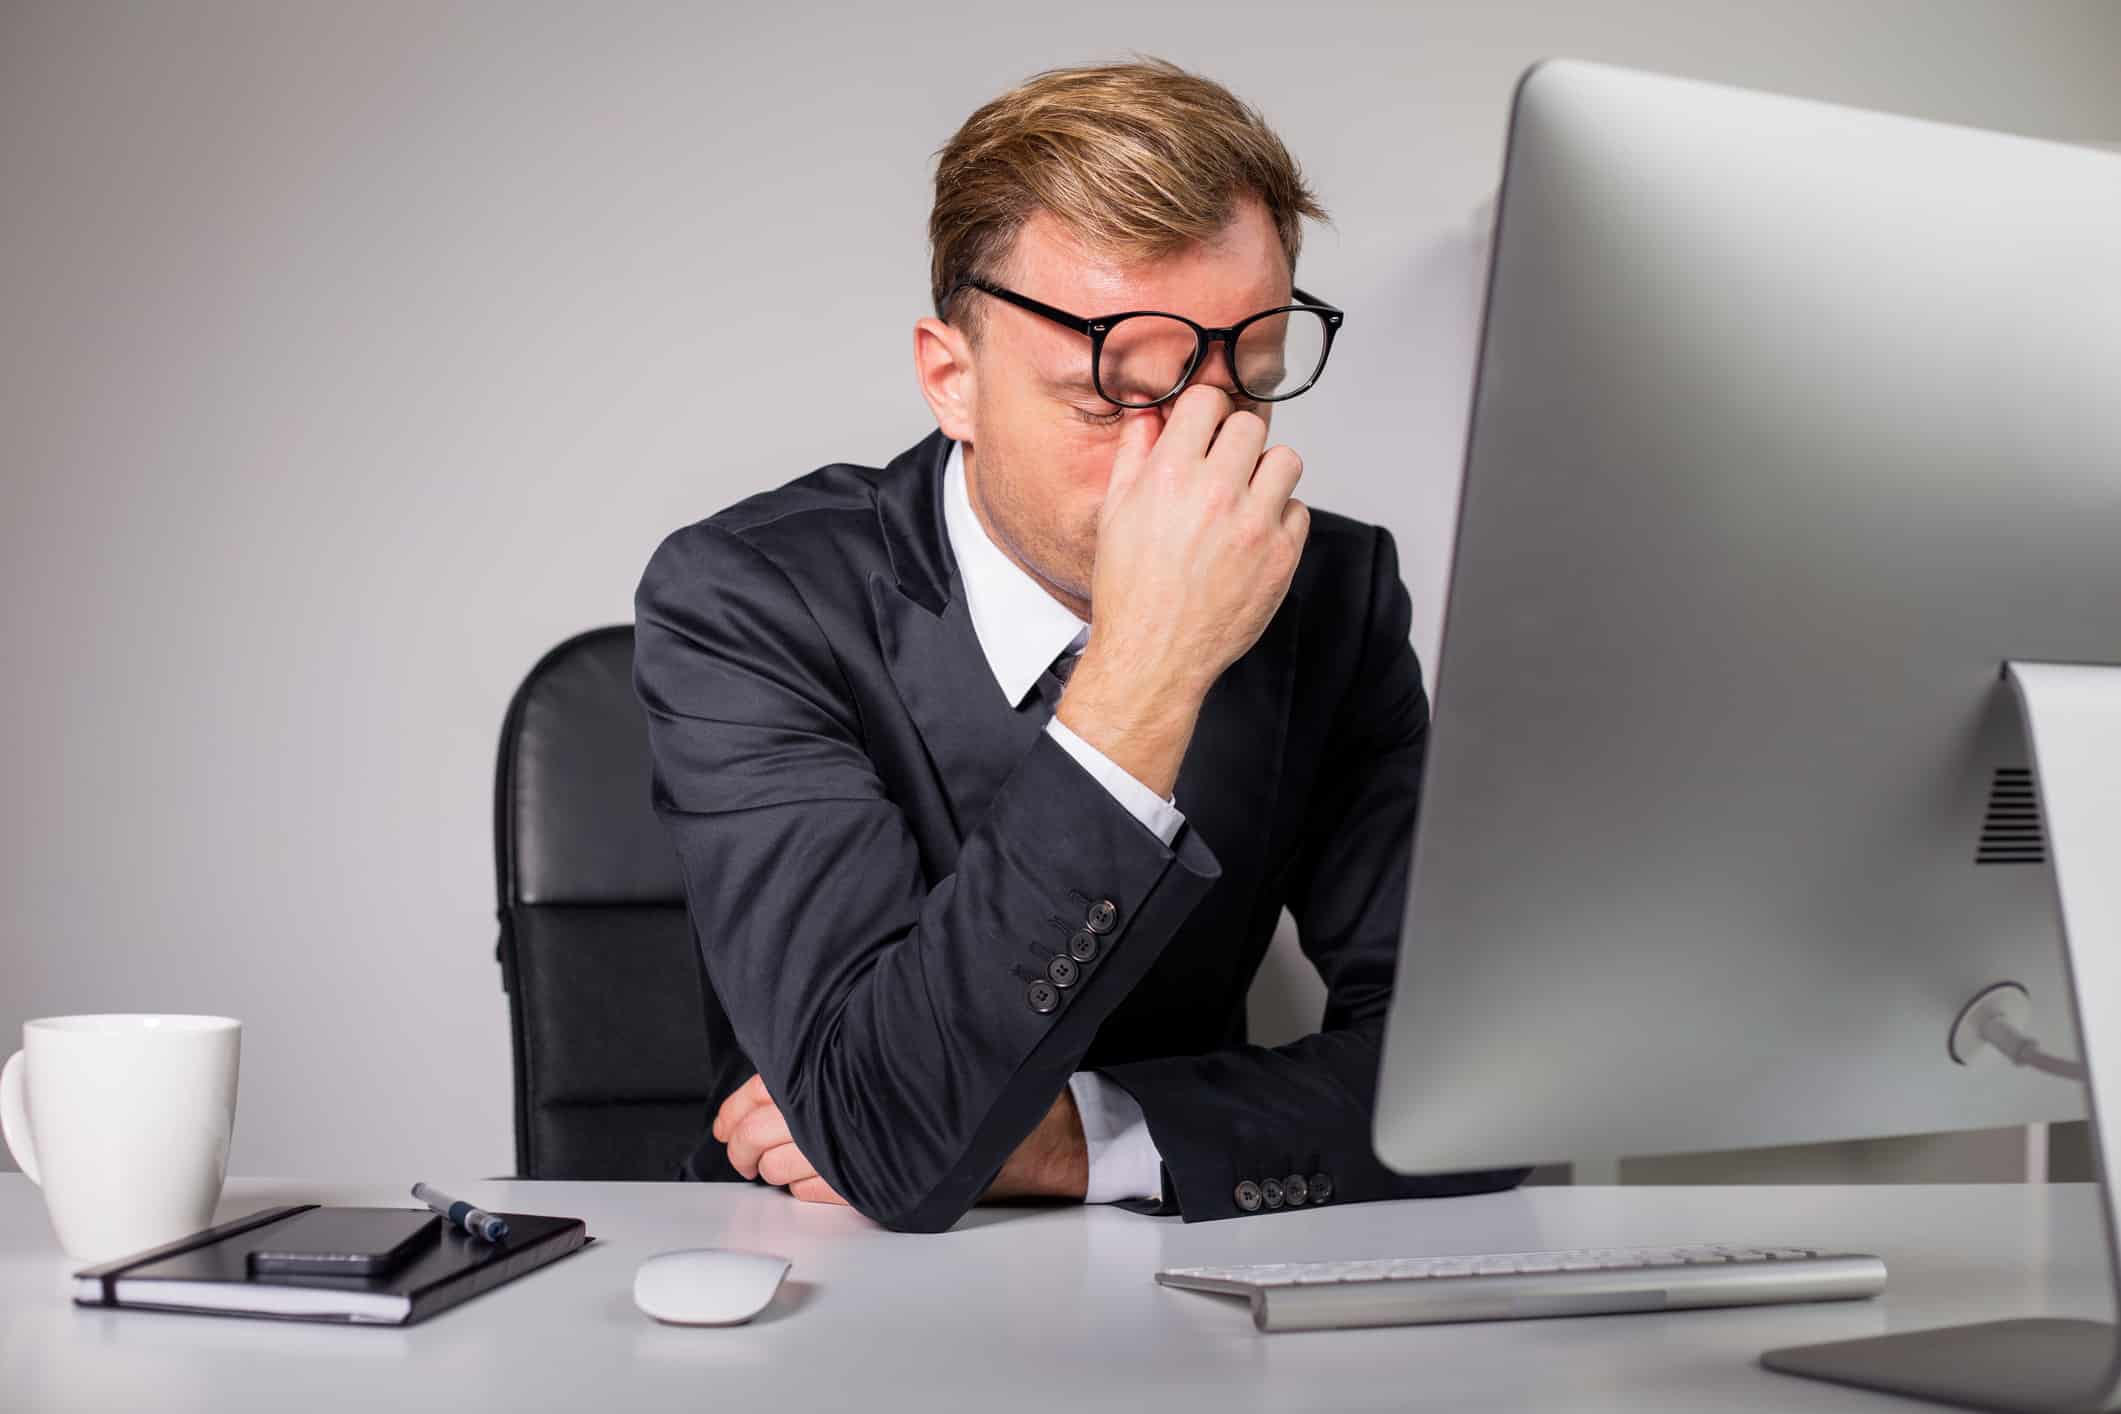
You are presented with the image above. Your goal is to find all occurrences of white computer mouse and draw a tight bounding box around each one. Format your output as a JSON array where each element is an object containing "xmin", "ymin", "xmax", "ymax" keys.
[{"xmin": 633, "ymin": 1248, "xmax": 792, "ymax": 1326}]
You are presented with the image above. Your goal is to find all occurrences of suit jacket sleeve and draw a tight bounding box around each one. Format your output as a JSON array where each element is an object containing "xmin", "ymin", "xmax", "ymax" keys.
[
  {"xmin": 633, "ymin": 520, "xmax": 1222, "ymax": 1232},
  {"xmin": 1096, "ymin": 527, "xmax": 1533, "ymax": 1221}
]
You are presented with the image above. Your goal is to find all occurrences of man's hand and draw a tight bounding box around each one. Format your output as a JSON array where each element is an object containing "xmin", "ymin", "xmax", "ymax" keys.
[
  {"xmin": 1058, "ymin": 385, "xmax": 1309, "ymax": 796},
  {"xmin": 713, "ymin": 1074, "xmax": 847, "ymax": 1205},
  {"xmin": 714, "ymin": 1075, "xmax": 1088, "ymax": 1207}
]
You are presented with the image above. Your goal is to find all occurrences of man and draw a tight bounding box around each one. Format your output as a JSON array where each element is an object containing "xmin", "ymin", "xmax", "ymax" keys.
[{"xmin": 633, "ymin": 57, "xmax": 1527, "ymax": 1231}]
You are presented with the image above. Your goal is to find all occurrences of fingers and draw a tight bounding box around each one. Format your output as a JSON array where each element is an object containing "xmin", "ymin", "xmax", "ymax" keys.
[
  {"xmin": 789, "ymin": 1176, "xmax": 849, "ymax": 1206},
  {"xmin": 1280, "ymin": 497, "xmax": 1312, "ymax": 549},
  {"xmin": 1154, "ymin": 384, "xmax": 1233, "ymax": 462},
  {"xmin": 1106, "ymin": 407, "xmax": 1162, "ymax": 495},
  {"xmin": 712, "ymin": 1072, "xmax": 844, "ymax": 1203},
  {"xmin": 711, "ymin": 1072, "xmax": 771, "ymax": 1144},
  {"xmin": 1248, "ymin": 444, "xmax": 1303, "ymax": 509},
  {"xmin": 1205, "ymin": 406, "xmax": 1269, "ymax": 485},
  {"xmin": 757, "ymin": 1141, "xmax": 821, "ymax": 1188},
  {"xmin": 725, "ymin": 1102, "xmax": 794, "ymax": 1180}
]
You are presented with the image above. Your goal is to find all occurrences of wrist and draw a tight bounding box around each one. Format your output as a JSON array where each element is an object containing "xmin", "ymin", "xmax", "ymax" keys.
[
  {"xmin": 1040, "ymin": 1086, "xmax": 1089, "ymax": 1199},
  {"xmin": 1072, "ymin": 634, "xmax": 1213, "ymax": 707},
  {"xmin": 986, "ymin": 1089, "xmax": 1089, "ymax": 1200},
  {"xmin": 1053, "ymin": 648, "xmax": 1202, "ymax": 799}
]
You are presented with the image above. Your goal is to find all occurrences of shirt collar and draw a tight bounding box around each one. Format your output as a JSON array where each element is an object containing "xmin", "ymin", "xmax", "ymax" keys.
[{"xmin": 941, "ymin": 438, "xmax": 1089, "ymax": 709}]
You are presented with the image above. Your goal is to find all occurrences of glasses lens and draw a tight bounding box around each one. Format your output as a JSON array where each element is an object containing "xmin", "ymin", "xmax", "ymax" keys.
[
  {"xmin": 1234, "ymin": 309, "xmax": 1330, "ymax": 401},
  {"xmin": 1096, "ymin": 315, "xmax": 1199, "ymax": 407}
]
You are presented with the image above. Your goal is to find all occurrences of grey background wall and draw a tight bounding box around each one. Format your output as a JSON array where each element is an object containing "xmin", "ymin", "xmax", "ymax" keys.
[{"xmin": 5, "ymin": 0, "xmax": 2120, "ymax": 1182}]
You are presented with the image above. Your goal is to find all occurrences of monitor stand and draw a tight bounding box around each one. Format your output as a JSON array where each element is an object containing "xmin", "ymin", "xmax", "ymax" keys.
[{"xmin": 1762, "ymin": 661, "xmax": 2121, "ymax": 1413}]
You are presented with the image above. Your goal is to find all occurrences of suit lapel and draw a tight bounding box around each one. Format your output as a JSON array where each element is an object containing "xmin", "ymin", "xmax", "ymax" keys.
[
  {"xmin": 871, "ymin": 572, "xmax": 1045, "ymax": 841},
  {"xmin": 870, "ymin": 431, "xmax": 1043, "ymax": 842}
]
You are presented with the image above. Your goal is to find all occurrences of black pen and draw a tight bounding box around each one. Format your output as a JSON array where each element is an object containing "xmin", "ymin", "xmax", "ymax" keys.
[{"xmin": 411, "ymin": 1182, "xmax": 510, "ymax": 1242}]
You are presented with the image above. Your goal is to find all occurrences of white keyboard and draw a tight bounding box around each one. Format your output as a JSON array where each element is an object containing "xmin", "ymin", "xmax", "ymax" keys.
[{"xmin": 1157, "ymin": 1243, "xmax": 1887, "ymax": 1332}]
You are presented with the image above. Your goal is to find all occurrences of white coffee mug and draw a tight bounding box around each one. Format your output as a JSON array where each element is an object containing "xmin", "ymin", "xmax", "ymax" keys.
[{"xmin": 1, "ymin": 1014, "xmax": 241, "ymax": 1264}]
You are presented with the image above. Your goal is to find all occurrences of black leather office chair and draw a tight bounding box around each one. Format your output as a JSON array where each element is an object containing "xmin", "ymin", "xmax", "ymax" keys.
[{"xmin": 492, "ymin": 625, "xmax": 726, "ymax": 1178}]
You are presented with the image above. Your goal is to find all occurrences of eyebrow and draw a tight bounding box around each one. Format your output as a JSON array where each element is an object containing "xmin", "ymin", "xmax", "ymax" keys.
[{"xmin": 1042, "ymin": 371, "xmax": 1099, "ymax": 397}]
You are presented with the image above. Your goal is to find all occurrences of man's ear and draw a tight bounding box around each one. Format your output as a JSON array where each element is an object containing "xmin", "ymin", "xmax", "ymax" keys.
[{"xmin": 913, "ymin": 316, "xmax": 977, "ymax": 443}]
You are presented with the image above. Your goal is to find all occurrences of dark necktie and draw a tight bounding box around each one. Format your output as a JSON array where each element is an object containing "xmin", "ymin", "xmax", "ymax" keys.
[{"xmin": 1031, "ymin": 646, "xmax": 1083, "ymax": 723}]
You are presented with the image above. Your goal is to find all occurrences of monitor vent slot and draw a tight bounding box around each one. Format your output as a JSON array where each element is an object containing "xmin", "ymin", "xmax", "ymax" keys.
[{"xmin": 1976, "ymin": 767, "xmax": 2046, "ymax": 865}]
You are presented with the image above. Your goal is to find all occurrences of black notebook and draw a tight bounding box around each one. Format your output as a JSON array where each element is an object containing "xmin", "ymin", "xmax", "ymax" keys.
[{"xmin": 73, "ymin": 1204, "xmax": 590, "ymax": 1325}]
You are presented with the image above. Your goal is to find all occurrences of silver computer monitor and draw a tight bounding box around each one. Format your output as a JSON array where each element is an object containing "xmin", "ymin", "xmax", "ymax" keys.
[{"xmin": 1373, "ymin": 61, "xmax": 2121, "ymax": 1410}]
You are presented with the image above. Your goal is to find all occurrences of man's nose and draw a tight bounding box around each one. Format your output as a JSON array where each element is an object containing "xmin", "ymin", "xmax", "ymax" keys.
[
  {"xmin": 1154, "ymin": 343, "xmax": 1264, "ymax": 426},
  {"xmin": 1182, "ymin": 341, "xmax": 1241, "ymax": 398},
  {"xmin": 1136, "ymin": 347, "xmax": 1241, "ymax": 430}
]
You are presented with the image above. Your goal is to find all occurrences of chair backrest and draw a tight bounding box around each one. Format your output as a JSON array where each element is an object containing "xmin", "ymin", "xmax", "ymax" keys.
[{"xmin": 492, "ymin": 625, "xmax": 724, "ymax": 1178}]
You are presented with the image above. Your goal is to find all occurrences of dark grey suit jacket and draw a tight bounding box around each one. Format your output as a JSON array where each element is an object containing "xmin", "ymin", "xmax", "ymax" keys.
[{"xmin": 632, "ymin": 428, "xmax": 1528, "ymax": 1231}]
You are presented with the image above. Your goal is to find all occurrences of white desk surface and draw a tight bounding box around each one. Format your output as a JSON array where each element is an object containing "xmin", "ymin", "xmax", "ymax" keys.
[{"xmin": 2, "ymin": 1175, "xmax": 2111, "ymax": 1412}]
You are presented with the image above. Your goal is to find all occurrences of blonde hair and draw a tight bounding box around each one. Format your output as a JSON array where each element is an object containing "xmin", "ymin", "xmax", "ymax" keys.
[{"xmin": 929, "ymin": 57, "xmax": 1328, "ymax": 340}]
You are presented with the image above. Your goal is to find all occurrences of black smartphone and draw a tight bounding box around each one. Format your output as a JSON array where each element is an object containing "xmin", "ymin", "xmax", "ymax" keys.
[{"xmin": 247, "ymin": 1208, "xmax": 441, "ymax": 1278}]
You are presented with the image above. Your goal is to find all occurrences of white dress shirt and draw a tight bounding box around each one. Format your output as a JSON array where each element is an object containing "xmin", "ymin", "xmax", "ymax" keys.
[{"xmin": 940, "ymin": 438, "xmax": 1170, "ymax": 1204}]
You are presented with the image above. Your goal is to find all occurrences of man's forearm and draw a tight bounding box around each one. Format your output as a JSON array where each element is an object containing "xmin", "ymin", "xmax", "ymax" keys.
[
  {"xmin": 981, "ymin": 1087, "xmax": 1089, "ymax": 1200},
  {"xmin": 1099, "ymin": 1022, "xmax": 1531, "ymax": 1221},
  {"xmin": 656, "ymin": 732, "xmax": 1220, "ymax": 1232},
  {"xmin": 1054, "ymin": 648, "xmax": 1203, "ymax": 800}
]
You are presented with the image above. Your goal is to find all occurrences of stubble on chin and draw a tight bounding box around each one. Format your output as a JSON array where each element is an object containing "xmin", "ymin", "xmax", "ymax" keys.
[
  {"xmin": 1017, "ymin": 513, "xmax": 1095, "ymax": 615},
  {"xmin": 1064, "ymin": 530, "xmax": 1098, "ymax": 615},
  {"xmin": 1029, "ymin": 534, "xmax": 1094, "ymax": 614},
  {"xmin": 1018, "ymin": 511, "xmax": 1088, "ymax": 601}
]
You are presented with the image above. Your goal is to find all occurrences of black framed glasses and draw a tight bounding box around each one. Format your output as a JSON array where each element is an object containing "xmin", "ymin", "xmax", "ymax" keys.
[{"xmin": 948, "ymin": 277, "xmax": 1344, "ymax": 409}]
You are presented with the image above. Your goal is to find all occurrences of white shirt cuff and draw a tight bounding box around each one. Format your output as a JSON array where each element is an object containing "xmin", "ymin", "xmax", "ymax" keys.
[
  {"xmin": 1044, "ymin": 718, "xmax": 1186, "ymax": 846},
  {"xmin": 1068, "ymin": 1070, "xmax": 1165, "ymax": 1204}
]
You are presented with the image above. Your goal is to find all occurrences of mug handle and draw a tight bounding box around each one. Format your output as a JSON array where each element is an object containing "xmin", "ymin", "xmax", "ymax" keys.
[{"xmin": 0, "ymin": 1050, "xmax": 39, "ymax": 1186}]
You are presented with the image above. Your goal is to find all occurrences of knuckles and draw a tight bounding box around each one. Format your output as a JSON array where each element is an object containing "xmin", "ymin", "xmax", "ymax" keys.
[{"xmin": 729, "ymin": 1105, "xmax": 779, "ymax": 1153}]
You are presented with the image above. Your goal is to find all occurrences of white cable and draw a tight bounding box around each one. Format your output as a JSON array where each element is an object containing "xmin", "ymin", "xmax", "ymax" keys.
[{"xmin": 1978, "ymin": 1012, "xmax": 2088, "ymax": 1081}]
